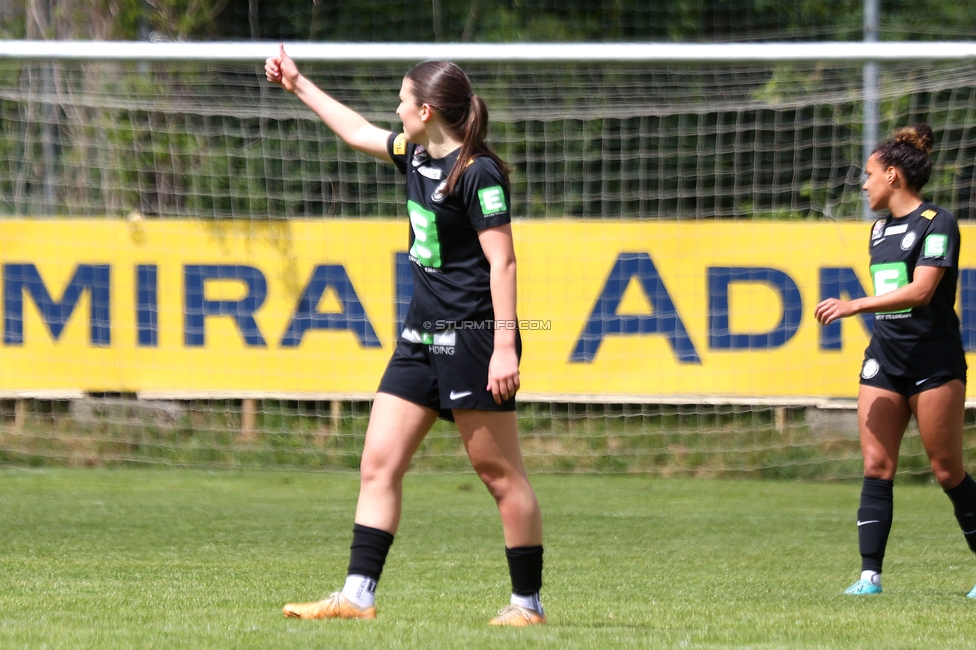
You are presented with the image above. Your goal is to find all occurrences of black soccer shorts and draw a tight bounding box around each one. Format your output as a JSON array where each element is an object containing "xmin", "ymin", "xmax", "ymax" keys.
[
  {"xmin": 377, "ymin": 326, "xmax": 522, "ymax": 421},
  {"xmin": 858, "ymin": 355, "xmax": 965, "ymax": 398}
]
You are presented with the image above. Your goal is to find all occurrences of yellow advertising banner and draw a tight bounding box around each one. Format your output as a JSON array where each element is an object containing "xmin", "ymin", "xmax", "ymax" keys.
[{"xmin": 1, "ymin": 219, "xmax": 974, "ymax": 400}]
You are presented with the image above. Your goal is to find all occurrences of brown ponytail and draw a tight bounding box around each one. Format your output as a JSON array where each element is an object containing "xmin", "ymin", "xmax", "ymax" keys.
[{"xmin": 404, "ymin": 61, "xmax": 509, "ymax": 195}]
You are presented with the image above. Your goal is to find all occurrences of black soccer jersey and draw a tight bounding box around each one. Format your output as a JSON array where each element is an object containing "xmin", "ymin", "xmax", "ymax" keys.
[
  {"xmin": 864, "ymin": 201, "xmax": 966, "ymax": 377},
  {"xmin": 387, "ymin": 132, "xmax": 511, "ymax": 331}
]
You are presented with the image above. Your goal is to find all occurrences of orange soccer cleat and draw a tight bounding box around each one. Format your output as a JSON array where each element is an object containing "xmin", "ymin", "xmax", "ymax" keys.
[
  {"xmin": 282, "ymin": 592, "xmax": 376, "ymax": 620},
  {"xmin": 488, "ymin": 604, "xmax": 547, "ymax": 627}
]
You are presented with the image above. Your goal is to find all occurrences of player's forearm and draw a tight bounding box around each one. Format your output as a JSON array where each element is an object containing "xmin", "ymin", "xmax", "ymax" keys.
[
  {"xmin": 490, "ymin": 258, "xmax": 518, "ymax": 349},
  {"xmin": 291, "ymin": 76, "xmax": 385, "ymax": 154},
  {"xmin": 852, "ymin": 281, "xmax": 936, "ymax": 314}
]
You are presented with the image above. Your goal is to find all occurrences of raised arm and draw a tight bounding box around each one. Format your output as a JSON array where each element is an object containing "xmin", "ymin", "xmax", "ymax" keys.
[{"xmin": 265, "ymin": 44, "xmax": 393, "ymax": 163}]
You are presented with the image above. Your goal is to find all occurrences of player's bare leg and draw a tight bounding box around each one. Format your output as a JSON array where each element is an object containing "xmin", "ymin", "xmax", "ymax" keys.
[
  {"xmin": 859, "ymin": 385, "xmax": 911, "ymax": 482},
  {"xmin": 912, "ymin": 380, "xmax": 976, "ymax": 597},
  {"xmin": 912, "ymin": 380, "xmax": 966, "ymax": 488},
  {"xmin": 845, "ymin": 385, "xmax": 911, "ymax": 595},
  {"xmin": 283, "ymin": 393, "xmax": 438, "ymax": 619},
  {"xmin": 455, "ymin": 409, "xmax": 545, "ymax": 625},
  {"xmin": 355, "ymin": 393, "xmax": 439, "ymax": 533}
]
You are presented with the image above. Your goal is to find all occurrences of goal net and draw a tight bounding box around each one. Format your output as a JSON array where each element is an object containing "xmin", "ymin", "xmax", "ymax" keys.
[{"xmin": 2, "ymin": 42, "xmax": 976, "ymax": 477}]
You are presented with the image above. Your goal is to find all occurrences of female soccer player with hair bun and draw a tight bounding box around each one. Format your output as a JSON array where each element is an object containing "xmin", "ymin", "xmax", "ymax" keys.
[
  {"xmin": 264, "ymin": 45, "xmax": 545, "ymax": 626},
  {"xmin": 815, "ymin": 123, "xmax": 976, "ymax": 597}
]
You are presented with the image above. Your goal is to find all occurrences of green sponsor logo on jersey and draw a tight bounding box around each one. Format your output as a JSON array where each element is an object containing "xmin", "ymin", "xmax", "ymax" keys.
[
  {"xmin": 408, "ymin": 200, "xmax": 442, "ymax": 268},
  {"xmin": 923, "ymin": 233, "xmax": 948, "ymax": 258},
  {"xmin": 478, "ymin": 186, "xmax": 507, "ymax": 215},
  {"xmin": 870, "ymin": 261, "xmax": 910, "ymax": 314}
]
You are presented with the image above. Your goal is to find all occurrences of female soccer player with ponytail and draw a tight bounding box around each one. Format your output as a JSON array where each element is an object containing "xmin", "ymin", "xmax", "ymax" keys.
[
  {"xmin": 816, "ymin": 123, "xmax": 976, "ymax": 597},
  {"xmin": 265, "ymin": 46, "xmax": 545, "ymax": 626}
]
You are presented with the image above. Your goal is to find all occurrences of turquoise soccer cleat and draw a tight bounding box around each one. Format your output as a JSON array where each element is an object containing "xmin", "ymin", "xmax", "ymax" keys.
[
  {"xmin": 844, "ymin": 579, "xmax": 882, "ymax": 595},
  {"xmin": 967, "ymin": 585, "xmax": 976, "ymax": 599}
]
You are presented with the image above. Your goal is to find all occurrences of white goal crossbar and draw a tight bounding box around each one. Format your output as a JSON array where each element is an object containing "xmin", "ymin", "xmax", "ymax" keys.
[{"xmin": 1, "ymin": 40, "xmax": 976, "ymax": 63}]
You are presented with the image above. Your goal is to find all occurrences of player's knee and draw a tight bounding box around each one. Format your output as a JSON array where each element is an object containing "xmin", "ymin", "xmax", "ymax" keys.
[
  {"xmin": 359, "ymin": 451, "xmax": 407, "ymax": 487},
  {"xmin": 475, "ymin": 469, "xmax": 505, "ymax": 500},
  {"xmin": 862, "ymin": 456, "xmax": 896, "ymax": 480},
  {"xmin": 478, "ymin": 471, "xmax": 535, "ymax": 511},
  {"xmin": 929, "ymin": 460, "xmax": 964, "ymax": 488},
  {"xmin": 471, "ymin": 461, "xmax": 511, "ymax": 499}
]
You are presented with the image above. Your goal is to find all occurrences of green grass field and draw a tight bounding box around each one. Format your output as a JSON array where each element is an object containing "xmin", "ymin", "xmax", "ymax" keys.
[{"xmin": 1, "ymin": 469, "xmax": 975, "ymax": 649}]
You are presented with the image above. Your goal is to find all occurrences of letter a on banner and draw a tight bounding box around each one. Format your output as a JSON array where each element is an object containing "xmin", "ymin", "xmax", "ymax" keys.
[
  {"xmin": 280, "ymin": 265, "xmax": 381, "ymax": 348},
  {"xmin": 570, "ymin": 252, "xmax": 700, "ymax": 364}
]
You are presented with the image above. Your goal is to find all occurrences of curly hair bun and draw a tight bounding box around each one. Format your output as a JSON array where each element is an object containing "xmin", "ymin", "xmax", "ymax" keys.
[{"xmin": 893, "ymin": 123, "xmax": 934, "ymax": 155}]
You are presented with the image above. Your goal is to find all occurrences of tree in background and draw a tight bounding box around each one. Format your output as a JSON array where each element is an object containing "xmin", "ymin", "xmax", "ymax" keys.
[{"xmin": 3, "ymin": 1, "xmax": 975, "ymax": 45}]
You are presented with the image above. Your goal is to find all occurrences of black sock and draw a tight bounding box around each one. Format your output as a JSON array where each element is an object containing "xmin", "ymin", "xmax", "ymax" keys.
[
  {"xmin": 945, "ymin": 473, "xmax": 976, "ymax": 554},
  {"xmin": 347, "ymin": 524, "xmax": 394, "ymax": 582},
  {"xmin": 505, "ymin": 545, "xmax": 543, "ymax": 596},
  {"xmin": 857, "ymin": 477, "xmax": 893, "ymax": 573}
]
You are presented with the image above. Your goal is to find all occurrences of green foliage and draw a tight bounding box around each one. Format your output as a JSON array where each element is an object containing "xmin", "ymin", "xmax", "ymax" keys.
[
  {"xmin": 881, "ymin": 2, "xmax": 976, "ymax": 40},
  {"xmin": 97, "ymin": 0, "xmax": 146, "ymax": 38},
  {"xmin": 3, "ymin": 4, "xmax": 976, "ymax": 219},
  {"xmin": 5, "ymin": 1, "xmax": 976, "ymax": 45}
]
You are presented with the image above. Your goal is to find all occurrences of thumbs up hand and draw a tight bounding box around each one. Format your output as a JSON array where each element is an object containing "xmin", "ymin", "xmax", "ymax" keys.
[{"xmin": 265, "ymin": 43, "xmax": 300, "ymax": 93}]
